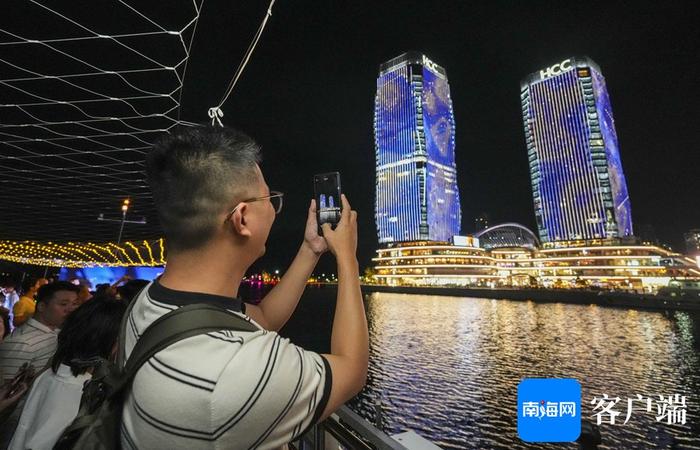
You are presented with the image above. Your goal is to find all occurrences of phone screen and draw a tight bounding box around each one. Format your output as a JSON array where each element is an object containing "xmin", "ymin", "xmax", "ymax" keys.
[{"xmin": 314, "ymin": 172, "xmax": 342, "ymax": 235}]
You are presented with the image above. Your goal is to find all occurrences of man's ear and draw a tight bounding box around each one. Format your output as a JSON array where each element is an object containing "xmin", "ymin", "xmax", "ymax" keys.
[
  {"xmin": 229, "ymin": 203, "xmax": 252, "ymax": 238},
  {"xmin": 35, "ymin": 301, "xmax": 45, "ymax": 314}
]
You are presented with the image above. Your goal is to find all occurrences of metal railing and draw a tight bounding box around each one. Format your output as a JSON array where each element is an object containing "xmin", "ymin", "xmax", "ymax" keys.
[
  {"xmin": 294, "ymin": 406, "xmax": 408, "ymax": 450},
  {"xmin": 292, "ymin": 405, "xmax": 602, "ymax": 450}
]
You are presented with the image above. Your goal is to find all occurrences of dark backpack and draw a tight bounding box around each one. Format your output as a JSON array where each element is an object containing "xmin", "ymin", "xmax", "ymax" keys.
[{"xmin": 54, "ymin": 302, "xmax": 258, "ymax": 450}]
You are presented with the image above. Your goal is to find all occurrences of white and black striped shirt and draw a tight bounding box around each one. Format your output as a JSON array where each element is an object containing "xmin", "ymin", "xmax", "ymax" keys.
[
  {"xmin": 0, "ymin": 318, "xmax": 58, "ymax": 382},
  {"xmin": 120, "ymin": 280, "xmax": 332, "ymax": 450}
]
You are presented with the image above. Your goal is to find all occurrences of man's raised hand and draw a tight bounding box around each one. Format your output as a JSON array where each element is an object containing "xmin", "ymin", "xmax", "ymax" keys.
[
  {"xmin": 321, "ymin": 194, "xmax": 358, "ymax": 265},
  {"xmin": 303, "ymin": 199, "xmax": 328, "ymax": 256}
]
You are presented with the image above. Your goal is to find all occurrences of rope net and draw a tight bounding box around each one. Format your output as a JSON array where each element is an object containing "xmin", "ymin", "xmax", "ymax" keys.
[{"xmin": 0, "ymin": 0, "xmax": 204, "ymax": 246}]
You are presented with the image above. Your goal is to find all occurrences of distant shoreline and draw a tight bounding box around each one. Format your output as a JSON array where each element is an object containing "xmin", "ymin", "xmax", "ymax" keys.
[{"xmin": 349, "ymin": 284, "xmax": 700, "ymax": 312}]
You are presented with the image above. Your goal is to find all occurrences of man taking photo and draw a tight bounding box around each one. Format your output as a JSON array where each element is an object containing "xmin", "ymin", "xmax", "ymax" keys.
[{"xmin": 121, "ymin": 126, "xmax": 369, "ymax": 449}]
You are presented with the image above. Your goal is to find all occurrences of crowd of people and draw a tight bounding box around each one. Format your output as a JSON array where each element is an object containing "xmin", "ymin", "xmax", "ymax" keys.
[
  {"xmin": 0, "ymin": 276, "xmax": 148, "ymax": 448},
  {"xmin": 0, "ymin": 125, "xmax": 369, "ymax": 450}
]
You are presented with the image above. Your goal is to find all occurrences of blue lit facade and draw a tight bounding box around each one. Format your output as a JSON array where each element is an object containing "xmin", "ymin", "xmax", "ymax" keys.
[
  {"xmin": 374, "ymin": 52, "xmax": 461, "ymax": 243},
  {"xmin": 520, "ymin": 57, "xmax": 633, "ymax": 243}
]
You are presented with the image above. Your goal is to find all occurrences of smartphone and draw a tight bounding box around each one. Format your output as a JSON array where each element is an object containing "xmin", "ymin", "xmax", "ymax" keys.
[
  {"xmin": 313, "ymin": 172, "xmax": 342, "ymax": 235},
  {"xmin": 4, "ymin": 362, "xmax": 35, "ymax": 398}
]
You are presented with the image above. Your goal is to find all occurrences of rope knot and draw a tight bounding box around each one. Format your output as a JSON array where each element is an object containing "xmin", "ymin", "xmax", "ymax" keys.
[{"xmin": 208, "ymin": 107, "xmax": 224, "ymax": 127}]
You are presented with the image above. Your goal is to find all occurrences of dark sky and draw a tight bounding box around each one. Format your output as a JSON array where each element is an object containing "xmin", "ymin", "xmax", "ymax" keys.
[{"xmin": 175, "ymin": 1, "xmax": 700, "ymax": 272}]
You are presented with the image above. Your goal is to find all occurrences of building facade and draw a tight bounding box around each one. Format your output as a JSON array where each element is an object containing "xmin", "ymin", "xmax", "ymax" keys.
[
  {"xmin": 520, "ymin": 57, "xmax": 633, "ymax": 243},
  {"xmin": 373, "ymin": 238, "xmax": 700, "ymax": 290},
  {"xmin": 374, "ymin": 52, "xmax": 461, "ymax": 243}
]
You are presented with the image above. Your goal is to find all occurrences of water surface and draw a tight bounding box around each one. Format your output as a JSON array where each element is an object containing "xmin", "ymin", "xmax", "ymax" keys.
[{"xmin": 280, "ymin": 290, "xmax": 700, "ymax": 449}]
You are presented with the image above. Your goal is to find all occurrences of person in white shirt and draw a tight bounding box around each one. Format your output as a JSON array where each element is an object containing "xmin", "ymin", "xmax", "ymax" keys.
[
  {"xmin": 9, "ymin": 296, "xmax": 126, "ymax": 450},
  {"xmin": 1, "ymin": 282, "xmax": 19, "ymax": 330},
  {"xmin": 122, "ymin": 126, "xmax": 368, "ymax": 449},
  {"xmin": 0, "ymin": 281, "xmax": 80, "ymax": 448}
]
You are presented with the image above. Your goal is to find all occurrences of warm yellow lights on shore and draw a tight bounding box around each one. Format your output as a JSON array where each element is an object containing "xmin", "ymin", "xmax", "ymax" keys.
[
  {"xmin": 373, "ymin": 241, "xmax": 700, "ymax": 289},
  {"xmin": 0, "ymin": 239, "xmax": 166, "ymax": 268}
]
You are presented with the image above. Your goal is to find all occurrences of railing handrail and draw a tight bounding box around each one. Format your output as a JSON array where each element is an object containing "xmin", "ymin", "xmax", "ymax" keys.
[
  {"xmin": 333, "ymin": 405, "xmax": 409, "ymax": 450},
  {"xmin": 297, "ymin": 405, "xmax": 410, "ymax": 450}
]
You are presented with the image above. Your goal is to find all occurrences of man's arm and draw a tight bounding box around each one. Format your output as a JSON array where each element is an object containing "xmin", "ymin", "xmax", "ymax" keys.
[
  {"xmin": 12, "ymin": 299, "xmax": 30, "ymax": 328},
  {"xmin": 246, "ymin": 243, "xmax": 319, "ymax": 331},
  {"xmin": 317, "ymin": 195, "xmax": 369, "ymax": 421},
  {"xmin": 246, "ymin": 199, "xmax": 327, "ymax": 331},
  {"xmin": 0, "ymin": 339, "xmax": 31, "ymax": 383}
]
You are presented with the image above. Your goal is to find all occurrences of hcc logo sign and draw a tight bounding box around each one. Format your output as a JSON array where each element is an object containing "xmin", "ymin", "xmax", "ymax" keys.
[{"xmin": 540, "ymin": 59, "xmax": 573, "ymax": 79}]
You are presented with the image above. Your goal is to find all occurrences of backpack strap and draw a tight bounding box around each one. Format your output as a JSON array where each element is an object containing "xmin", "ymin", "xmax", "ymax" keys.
[
  {"xmin": 116, "ymin": 286, "xmax": 143, "ymax": 370},
  {"xmin": 114, "ymin": 303, "xmax": 259, "ymax": 394}
]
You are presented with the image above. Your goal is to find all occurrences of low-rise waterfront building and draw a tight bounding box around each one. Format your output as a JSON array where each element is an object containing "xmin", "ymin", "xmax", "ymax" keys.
[
  {"xmin": 372, "ymin": 234, "xmax": 700, "ymax": 291},
  {"xmin": 372, "ymin": 238, "xmax": 499, "ymax": 287}
]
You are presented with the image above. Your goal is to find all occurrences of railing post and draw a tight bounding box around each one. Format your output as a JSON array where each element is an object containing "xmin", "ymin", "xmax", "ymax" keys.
[
  {"xmin": 313, "ymin": 423, "xmax": 325, "ymax": 450},
  {"xmin": 374, "ymin": 396, "xmax": 384, "ymax": 431}
]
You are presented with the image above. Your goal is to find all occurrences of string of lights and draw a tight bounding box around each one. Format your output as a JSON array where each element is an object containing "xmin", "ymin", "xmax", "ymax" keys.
[{"xmin": 0, "ymin": 238, "xmax": 166, "ymax": 268}]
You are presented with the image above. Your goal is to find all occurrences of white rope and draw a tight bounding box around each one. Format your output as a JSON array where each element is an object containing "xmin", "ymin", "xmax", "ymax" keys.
[
  {"xmin": 207, "ymin": 0, "xmax": 276, "ymax": 126},
  {"xmin": 0, "ymin": 30, "xmax": 172, "ymax": 46},
  {"xmin": 208, "ymin": 107, "xmax": 224, "ymax": 127}
]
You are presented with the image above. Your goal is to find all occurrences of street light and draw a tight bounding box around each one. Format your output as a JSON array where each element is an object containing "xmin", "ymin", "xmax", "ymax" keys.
[
  {"xmin": 118, "ymin": 198, "xmax": 130, "ymax": 243},
  {"xmin": 97, "ymin": 198, "xmax": 146, "ymax": 243}
]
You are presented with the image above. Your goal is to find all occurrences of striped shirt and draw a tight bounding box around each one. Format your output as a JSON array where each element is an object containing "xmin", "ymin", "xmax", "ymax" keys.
[
  {"xmin": 0, "ymin": 318, "xmax": 59, "ymax": 448},
  {"xmin": 121, "ymin": 280, "xmax": 332, "ymax": 450},
  {"xmin": 0, "ymin": 318, "xmax": 58, "ymax": 382}
]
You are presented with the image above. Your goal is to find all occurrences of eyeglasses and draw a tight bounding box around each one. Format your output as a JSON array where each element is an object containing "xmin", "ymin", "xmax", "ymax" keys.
[{"xmin": 224, "ymin": 190, "xmax": 284, "ymax": 222}]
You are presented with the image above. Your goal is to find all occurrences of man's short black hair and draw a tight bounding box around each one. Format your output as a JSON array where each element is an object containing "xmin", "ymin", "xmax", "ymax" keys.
[
  {"xmin": 36, "ymin": 281, "xmax": 80, "ymax": 305},
  {"xmin": 147, "ymin": 125, "xmax": 262, "ymax": 252}
]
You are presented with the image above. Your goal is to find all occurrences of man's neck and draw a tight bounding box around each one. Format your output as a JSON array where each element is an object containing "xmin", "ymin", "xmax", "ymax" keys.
[
  {"xmin": 32, "ymin": 313, "xmax": 56, "ymax": 331},
  {"xmin": 159, "ymin": 247, "xmax": 248, "ymax": 299}
]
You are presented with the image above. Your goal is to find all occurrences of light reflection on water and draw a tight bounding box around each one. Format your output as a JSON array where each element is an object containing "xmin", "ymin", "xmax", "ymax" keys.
[{"xmin": 348, "ymin": 293, "xmax": 700, "ymax": 450}]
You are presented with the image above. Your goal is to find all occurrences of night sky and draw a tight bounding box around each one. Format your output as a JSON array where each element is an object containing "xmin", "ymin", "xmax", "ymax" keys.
[
  {"xmin": 4, "ymin": 1, "xmax": 700, "ymax": 274},
  {"xmin": 176, "ymin": 1, "xmax": 699, "ymax": 272}
]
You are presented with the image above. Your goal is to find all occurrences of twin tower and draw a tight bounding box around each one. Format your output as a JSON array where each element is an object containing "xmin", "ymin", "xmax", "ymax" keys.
[{"xmin": 373, "ymin": 52, "xmax": 634, "ymax": 245}]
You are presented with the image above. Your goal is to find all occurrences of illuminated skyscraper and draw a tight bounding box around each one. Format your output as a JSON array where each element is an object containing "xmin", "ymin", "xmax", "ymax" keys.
[
  {"xmin": 520, "ymin": 56, "xmax": 633, "ymax": 243},
  {"xmin": 374, "ymin": 52, "xmax": 461, "ymax": 243}
]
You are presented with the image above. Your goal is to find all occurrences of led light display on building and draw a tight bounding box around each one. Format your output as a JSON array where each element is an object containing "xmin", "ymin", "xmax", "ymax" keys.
[
  {"xmin": 520, "ymin": 57, "xmax": 633, "ymax": 243},
  {"xmin": 374, "ymin": 52, "xmax": 461, "ymax": 243}
]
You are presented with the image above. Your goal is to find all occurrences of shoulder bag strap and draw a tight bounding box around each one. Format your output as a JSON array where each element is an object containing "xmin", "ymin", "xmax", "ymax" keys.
[
  {"xmin": 115, "ymin": 284, "xmax": 145, "ymax": 370},
  {"xmin": 115, "ymin": 303, "xmax": 259, "ymax": 393}
]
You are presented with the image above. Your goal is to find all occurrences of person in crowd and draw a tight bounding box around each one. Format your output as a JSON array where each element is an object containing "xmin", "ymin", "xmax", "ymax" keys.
[
  {"xmin": 76, "ymin": 285, "xmax": 92, "ymax": 306},
  {"xmin": 0, "ymin": 281, "xmax": 80, "ymax": 447},
  {"xmin": 116, "ymin": 278, "xmax": 149, "ymax": 304},
  {"xmin": 94, "ymin": 283, "xmax": 111, "ymax": 296},
  {"xmin": 0, "ymin": 307, "xmax": 10, "ymax": 343},
  {"xmin": 9, "ymin": 296, "xmax": 126, "ymax": 450},
  {"xmin": 1, "ymin": 281, "xmax": 19, "ymax": 325},
  {"xmin": 12, "ymin": 278, "xmax": 48, "ymax": 328},
  {"xmin": 121, "ymin": 126, "xmax": 368, "ymax": 449},
  {"xmin": 92, "ymin": 275, "xmax": 133, "ymax": 299},
  {"xmin": 0, "ymin": 281, "xmax": 79, "ymax": 380}
]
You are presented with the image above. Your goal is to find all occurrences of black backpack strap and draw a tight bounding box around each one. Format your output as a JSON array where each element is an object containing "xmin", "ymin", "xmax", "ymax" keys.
[
  {"xmin": 115, "ymin": 303, "xmax": 259, "ymax": 394},
  {"xmin": 116, "ymin": 285, "xmax": 144, "ymax": 369}
]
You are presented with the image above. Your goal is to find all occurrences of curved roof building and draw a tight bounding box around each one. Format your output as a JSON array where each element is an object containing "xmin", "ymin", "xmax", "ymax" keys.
[{"xmin": 475, "ymin": 223, "xmax": 540, "ymax": 250}]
